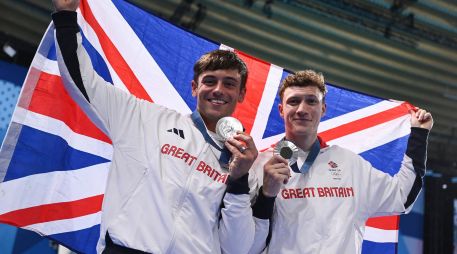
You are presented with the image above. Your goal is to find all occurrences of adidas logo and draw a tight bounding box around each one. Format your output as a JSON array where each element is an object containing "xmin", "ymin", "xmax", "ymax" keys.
[{"xmin": 167, "ymin": 128, "xmax": 185, "ymax": 139}]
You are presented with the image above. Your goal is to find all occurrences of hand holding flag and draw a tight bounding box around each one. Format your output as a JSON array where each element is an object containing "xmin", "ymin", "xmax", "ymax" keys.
[
  {"xmin": 53, "ymin": 0, "xmax": 79, "ymax": 12},
  {"xmin": 410, "ymin": 108, "xmax": 433, "ymax": 130}
]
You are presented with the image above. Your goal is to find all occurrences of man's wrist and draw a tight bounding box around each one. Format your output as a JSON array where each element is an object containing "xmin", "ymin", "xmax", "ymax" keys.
[
  {"xmin": 226, "ymin": 173, "xmax": 249, "ymax": 195},
  {"xmin": 262, "ymin": 187, "xmax": 278, "ymax": 198},
  {"xmin": 253, "ymin": 187, "xmax": 276, "ymax": 219},
  {"xmin": 229, "ymin": 170, "xmax": 244, "ymax": 180}
]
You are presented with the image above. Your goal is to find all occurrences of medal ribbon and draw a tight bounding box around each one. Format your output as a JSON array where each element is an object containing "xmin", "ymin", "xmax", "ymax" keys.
[
  {"xmin": 191, "ymin": 111, "xmax": 231, "ymax": 165},
  {"xmin": 290, "ymin": 138, "xmax": 321, "ymax": 174}
]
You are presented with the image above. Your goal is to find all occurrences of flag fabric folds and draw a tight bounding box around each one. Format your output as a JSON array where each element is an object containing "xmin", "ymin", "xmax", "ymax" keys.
[{"xmin": 0, "ymin": 0, "xmax": 412, "ymax": 253}]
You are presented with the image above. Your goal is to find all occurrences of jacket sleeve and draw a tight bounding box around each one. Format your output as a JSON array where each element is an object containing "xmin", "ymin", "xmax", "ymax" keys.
[
  {"xmin": 248, "ymin": 217, "xmax": 270, "ymax": 254},
  {"xmin": 219, "ymin": 173, "xmax": 255, "ymax": 254},
  {"xmin": 52, "ymin": 11, "xmax": 151, "ymax": 142},
  {"xmin": 362, "ymin": 127, "xmax": 429, "ymax": 218},
  {"xmin": 248, "ymin": 188, "xmax": 275, "ymax": 254},
  {"xmin": 247, "ymin": 155, "xmax": 276, "ymax": 254}
]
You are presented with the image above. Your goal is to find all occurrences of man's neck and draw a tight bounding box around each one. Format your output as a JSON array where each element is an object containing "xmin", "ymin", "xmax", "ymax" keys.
[
  {"xmin": 205, "ymin": 122, "xmax": 216, "ymax": 132},
  {"xmin": 287, "ymin": 133, "xmax": 317, "ymax": 151},
  {"xmin": 199, "ymin": 112, "xmax": 216, "ymax": 132}
]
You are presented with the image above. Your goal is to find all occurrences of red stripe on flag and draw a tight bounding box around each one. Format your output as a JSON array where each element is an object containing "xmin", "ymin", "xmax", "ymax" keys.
[
  {"xmin": 79, "ymin": 1, "xmax": 153, "ymax": 102},
  {"xmin": 319, "ymin": 103, "xmax": 410, "ymax": 142},
  {"xmin": 232, "ymin": 51, "xmax": 270, "ymax": 134},
  {"xmin": 27, "ymin": 71, "xmax": 112, "ymax": 144},
  {"xmin": 366, "ymin": 215, "xmax": 399, "ymax": 230},
  {"xmin": 0, "ymin": 195, "xmax": 104, "ymax": 227}
]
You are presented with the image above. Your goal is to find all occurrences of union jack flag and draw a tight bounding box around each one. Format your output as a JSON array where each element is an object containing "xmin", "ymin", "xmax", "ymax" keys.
[{"xmin": 0, "ymin": 0, "xmax": 412, "ymax": 253}]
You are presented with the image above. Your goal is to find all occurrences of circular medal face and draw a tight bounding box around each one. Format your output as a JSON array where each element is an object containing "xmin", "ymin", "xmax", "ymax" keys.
[
  {"xmin": 279, "ymin": 146, "xmax": 293, "ymax": 159},
  {"xmin": 274, "ymin": 140, "xmax": 298, "ymax": 165},
  {"xmin": 216, "ymin": 117, "xmax": 243, "ymax": 141}
]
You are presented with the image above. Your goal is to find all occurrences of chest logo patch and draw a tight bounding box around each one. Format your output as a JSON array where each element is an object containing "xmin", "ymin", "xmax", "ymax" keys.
[
  {"xmin": 328, "ymin": 161, "xmax": 338, "ymax": 168},
  {"xmin": 328, "ymin": 161, "xmax": 342, "ymax": 180}
]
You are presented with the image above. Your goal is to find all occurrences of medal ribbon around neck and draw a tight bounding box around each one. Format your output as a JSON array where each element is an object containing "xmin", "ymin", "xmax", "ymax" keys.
[{"xmin": 191, "ymin": 111, "xmax": 231, "ymax": 165}]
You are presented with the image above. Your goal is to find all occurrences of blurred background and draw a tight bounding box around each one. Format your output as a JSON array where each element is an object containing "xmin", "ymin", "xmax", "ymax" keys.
[{"xmin": 0, "ymin": 0, "xmax": 456, "ymax": 253}]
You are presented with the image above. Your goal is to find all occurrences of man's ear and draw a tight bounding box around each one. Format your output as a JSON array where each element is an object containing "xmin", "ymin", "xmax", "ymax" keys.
[
  {"xmin": 321, "ymin": 102, "xmax": 326, "ymax": 117},
  {"xmin": 237, "ymin": 88, "xmax": 246, "ymax": 103},
  {"xmin": 279, "ymin": 103, "xmax": 284, "ymax": 119},
  {"xmin": 191, "ymin": 80, "xmax": 198, "ymax": 97}
]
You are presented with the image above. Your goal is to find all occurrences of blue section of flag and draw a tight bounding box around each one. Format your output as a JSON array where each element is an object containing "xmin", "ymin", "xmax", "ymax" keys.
[
  {"xmin": 362, "ymin": 240, "xmax": 397, "ymax": 254},
  {"xmin": 50, "ymin": 224, "xmax": 100, "ymax": 254},
  {"xmin": 360, "ymin": 135, "xmax": 409, "ymax": 176},
  {"xmin": 80, "ymin": 31, "xmax": 113, "ymax": 85},
  {"xmin": 3, "ymin": 126, "xmax": 109, "ymax": 182},
  {"xmin": 111, "ymin": 0, "xmax": 218, "ymax": 110},
  {"xmin": 323, "ymin": 84, "xmax": 384, "ymax": 122},
  {"xmin": 47, "ymin": 43, "xmax": 57, "ymax": 61}
]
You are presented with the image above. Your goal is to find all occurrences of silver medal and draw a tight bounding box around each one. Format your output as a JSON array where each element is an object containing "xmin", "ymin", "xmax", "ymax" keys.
[
  {"xmin": 274, "ymin": 140, "xmax": 299, "ymax": 165},
  {"xmin": 216, "ymin": 117, "xmax": 243, "ymax": 141}
]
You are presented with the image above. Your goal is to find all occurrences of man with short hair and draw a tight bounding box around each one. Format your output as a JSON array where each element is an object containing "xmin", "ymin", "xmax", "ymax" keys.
[
  {"xmin": 249, "ymin": 70, "xmax": 433, "ymax": 253},
  {"xmin": 52, "ymin": 0, "xmax": 257, "ymax": 253}
]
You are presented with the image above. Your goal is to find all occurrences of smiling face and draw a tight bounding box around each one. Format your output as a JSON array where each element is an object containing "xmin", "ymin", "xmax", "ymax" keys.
[
  {"xmin": 192, "ymin": 69, "xmax": 246, "ymax": 131},
  {"xmin": 279, "ymin": 85, "xmax": 326, "ymax": 141}
]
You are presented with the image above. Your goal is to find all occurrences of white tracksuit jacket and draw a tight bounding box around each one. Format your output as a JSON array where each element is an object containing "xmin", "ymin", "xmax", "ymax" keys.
[
  {"xmin": 248, "ymin": 130, "xmax": 428, "ymax": 254},
  {"xmin": 52, "ymin": 11, "xmax": 253, "ymax": 254}
]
